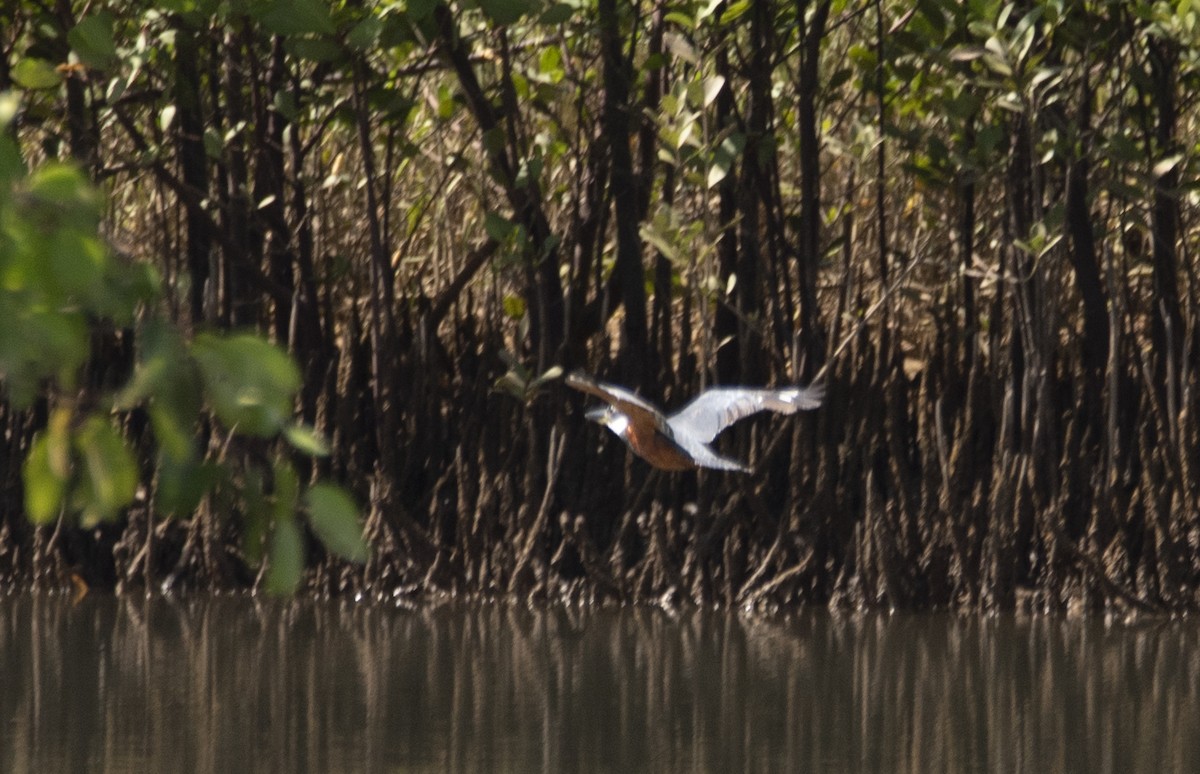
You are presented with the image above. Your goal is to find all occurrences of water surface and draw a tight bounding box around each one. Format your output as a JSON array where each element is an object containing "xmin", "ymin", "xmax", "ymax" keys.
[{"xmin": 1, "ymin": 593, "xmax": 1197, "ymax": 772}]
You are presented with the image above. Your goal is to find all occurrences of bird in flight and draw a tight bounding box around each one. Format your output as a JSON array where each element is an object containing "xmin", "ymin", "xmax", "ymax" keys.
[{"xmin": 566, "ymin": 371, "xmax": 823, "ymax": 472}]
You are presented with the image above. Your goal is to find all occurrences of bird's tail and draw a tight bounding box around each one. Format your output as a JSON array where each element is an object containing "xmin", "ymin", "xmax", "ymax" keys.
[{"xmin": 773, "ymin": 383, "xmax": 824, "ymax": 413}]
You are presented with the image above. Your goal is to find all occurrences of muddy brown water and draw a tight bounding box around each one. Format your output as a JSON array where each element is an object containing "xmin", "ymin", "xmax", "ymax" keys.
[{"xmin": 1, "ymin": 593, "xmax": 1197, "ymax": 773}]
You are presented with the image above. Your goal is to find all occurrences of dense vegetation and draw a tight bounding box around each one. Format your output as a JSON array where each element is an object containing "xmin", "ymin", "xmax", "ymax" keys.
[{"xmin": 3, "ymin": 0, "xmax": 1200, "ymax": 611}]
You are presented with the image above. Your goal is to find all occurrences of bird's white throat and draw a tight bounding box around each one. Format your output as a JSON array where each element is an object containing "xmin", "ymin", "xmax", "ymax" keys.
[{"xmin": 605, "ymin": 413, "xmax": 630, "ymax": 436}]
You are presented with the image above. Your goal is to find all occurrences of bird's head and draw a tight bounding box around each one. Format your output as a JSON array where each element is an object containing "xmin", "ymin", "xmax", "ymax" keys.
[{"xmin": 585, "ymin": 406, "xmax": 630, "ymax": 438}]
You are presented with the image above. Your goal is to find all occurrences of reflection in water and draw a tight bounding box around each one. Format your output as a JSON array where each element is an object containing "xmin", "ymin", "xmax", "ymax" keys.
[{"xmin": 1, "ymin": 593, "xmax": 1198, "ymax": 773}]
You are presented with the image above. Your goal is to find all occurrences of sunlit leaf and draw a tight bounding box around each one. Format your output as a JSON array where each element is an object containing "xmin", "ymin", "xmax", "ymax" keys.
[
  {"xmin": 23, "ymin": 420, "xmax": 69, "ymax": 525},
  {"xmin": 949, "ymin": 45, "xmax": 987, "ymax": 62},
  {"xmin": 717, "ymin": 0, "xmax": 749, "ymax": 25},
  {"xmin": 701, "ymin": 76, "xmax": 725, "ymax": 108},
  {"xmin": 697, "ymin": 0, "xmax": 722, "ymax": 22},
  {"xmin": 664, "ymin": 32, "xmax": 699, "ymax": 65},
  {"xmin": 663, "ymin": 11, "xmax": 694, "ymax": 28},
  {"xmin": 640, "ymin": 223, "xmax": 680, "ymax": 264},
  {"xmin": 0, "ymin": 92, "xmax": 19, "ymax": 131},
  {"xmin": 502, "ymin": 294, "xmax": 526, "ymax": 319},
  {"xmin": 12, "ymin": 59, "xmax": 62, "ymax": 90},
  {"xmin": 305, "ymin": 484, "xmax": 367, "ymax": 563},
  {"xmin": 1153, "ymin": 154, "xmax": 1183, "ymax": 179},
  {"xmin": 982, "ymin": 53, "xmax": 1013, "ymax": 78},
  {"xmin": 707, "ymin": 132, "xmax": 745, "ymax": 188},
  {"xmin": 284, "ymin": 423, "xmax": 330, "ymax": 456},
  {"xmin": 45, "ymin": 408, "xmax": 74, "ymax": 480},
  {"xmin": 436, "ymin": 83, "xmax": 456, "ymax": 119}
]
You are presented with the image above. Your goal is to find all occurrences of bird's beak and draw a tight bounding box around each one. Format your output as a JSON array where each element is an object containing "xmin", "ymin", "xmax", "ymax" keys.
[{"xmin": 584, "ymin": 407, "xmax": 610, "ymax": 425}]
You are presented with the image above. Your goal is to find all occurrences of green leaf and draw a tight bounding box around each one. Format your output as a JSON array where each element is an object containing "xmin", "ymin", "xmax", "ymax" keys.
[
  {"xmin": 305, "ymin": 484, "xmax": 367, "ymax": 562},
  {"xmin": 47, "ymin": 228, "xmax": 105, "ymax": 301},
  {"xmin": 155, "ymin": 455, "xmax": 220, "ymax": 516},
  {"xmin": 478, "ymin": 0, "xmax": 540, "ymax": 25},
  {"xmin": 436, "ymin": 83, "xmax": 456, "ymax": 119},
  {"xmin": 284, "ymin": 423, "xmax": 330, "ymax": 456},
  {"xmin": 272, "ymin": 460, "xmax": 300, "ymax": 527},
  {"xmin": 157, "ymin": 345, "xmax": 203, "ymax": 458},
  {"xmin": 0, "ymin": 130, "xmax": 27, "ymax": 186},
  {"xmin": 119, "ymin": 323, "xmax": 201, "ymax": 460},
  {"xmin": 116, "ymin": 322, "xmax": 176, "ymax": 407},
  {"xmin": 701, "ymin": 75, "xmax": 725, "ymax": 108},
  {"xmin": 707, "ymin": 132, "xmax": 745, "ymax": 188},
  {"xmin": 366, "ymin": 86, "xmax": 414, "ymax": 121},
  {"xmin": 23, "ymin": 431, "xmax": 68, "ymax": 525},
  {"xmin": 639, "ymin": 222, "xmax": 681, "ymax": 264},
  {"xmin": 950, "ymin": 45, "xmax": 988, "ymax": 62},
  {"xmin": 74, "ymin": 416, "xmax": 138, "ymax": 526},
  {"xmin": 258, "ymin": 0, "xmax": 336, "ymax": 35},
  {"xmin": 284, "ymin": 36, "xmax": 344, "ymax": 63},
  {"xmin": 27, "ymin": 162, "xmax": 100, "ymax": 217},
  {"xmin": 405, "ymin": 0, "xmax": 439, "ymax": 21},
  {"xmin": 12, "ymin": 59, "xmax": 62, "ymax": 90},
  {"xmin": 192, "ymin": 333, "xmax": 301, "ymax": 437},
  {"xmin": 241, "ymin": 470, "xmax": 269, "ymax": 566},
  {"xmin": 265, "ymin": 518, "xmax": 304, "ymax": 595},
  {"xmin": 538, "ymin": 3, "xmax": 574, "ymax": 23},
  {"xmin": 697, "ymin": 0, "xmax": 722, "ymax": 22},
  {"xmin": 68, "ymin": 12, "xmax": 119, "ymax": 71},
  {"xmin": 151, "ymin": 400, "xmax": 198, "ymax": 463},
  {"xmin": 347, "ymin": 16, "xmax": 382, "ymax": 49},
  {"xmin": 0, "ymin": 91, "xmax": 20, "ymax": 130},
  {"xmin": 717, "ymin": 0, "xmax": 750, "ymax": 25},
  {"xmin": 1153, "ymin": 154, "xmax": 1184, "ymax": 179},
  {"xmin": 0, "ymin": 308, "xmax": 89, "ymax": 405},
  {"xmin": 203, "ymin": 128, "xmax": 223, "ymax": 159},
  {"xmin": 23, "ymin": 409, "xmax": 74, "ymax": 524},
  {"xmin": 502, "ymin": 294, "xmax": 526, "ymax": 319},
  {"xmin": 485, "ymin": 212, "xmax": 516, "ymax": 242}
]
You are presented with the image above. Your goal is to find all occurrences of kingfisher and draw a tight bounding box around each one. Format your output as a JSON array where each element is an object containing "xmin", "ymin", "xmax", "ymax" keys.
[{"xmin": 567, "ymin": 371, "xmax": 823, "ymax": 472}]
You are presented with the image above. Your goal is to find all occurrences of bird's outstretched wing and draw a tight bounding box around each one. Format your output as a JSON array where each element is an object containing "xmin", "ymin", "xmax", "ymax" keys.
[
  {"xmin": 668, "ymin": 383, "xmax": 824, "ymax": 444},
  {"xmin": 565, "ymin": 371, "xmax": 667, "ymax": 428},
  {"xmin": 670, "ymin": 434, "xmax": 750, "ymax": 472}
]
